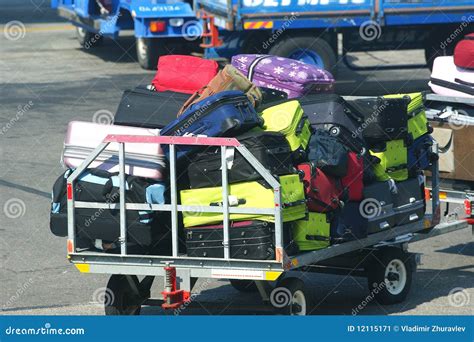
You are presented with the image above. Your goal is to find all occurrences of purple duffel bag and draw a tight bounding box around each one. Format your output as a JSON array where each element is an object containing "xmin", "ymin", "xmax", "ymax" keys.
[{"xmin": 231, "ymin": 54, "xmax": 335, "ymax": 99}]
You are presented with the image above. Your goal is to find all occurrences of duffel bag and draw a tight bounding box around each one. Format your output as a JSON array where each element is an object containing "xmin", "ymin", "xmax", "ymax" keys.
[
  {"xmin": 50, "ymin": 169, "xmax": 166, "ymax": 247},
  {"xmin": 308, "ymin": 129, "xmax": 349, "ymax": 178}
]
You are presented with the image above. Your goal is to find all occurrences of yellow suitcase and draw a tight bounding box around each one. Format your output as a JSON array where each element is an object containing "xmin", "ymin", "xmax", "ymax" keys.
[
  {"xmin": 293, "ymin": 212, "xmax": 331, "ymax": 251},
  {"xmin": 180, "ymin": 174, "xmax": 307, "ymax": 228}
]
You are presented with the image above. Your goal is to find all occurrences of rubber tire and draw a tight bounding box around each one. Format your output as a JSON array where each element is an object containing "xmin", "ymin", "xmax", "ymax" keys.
[
  {"xmin": 76, "ymin": 26, "xmax": 103, "ymax": 48},
  {"xmin": 273, "ymin": 277, "xmax": 312, "ymax": 315},
  {"xmin": 366, "ymin": 248, "xmax": 414, "ymax": 305},
  {"xmin": 136, "ymin": 37, "xmax": 168, "ymax": 70},
  {"xmin": 104, "ymin": 275, "xmax": 143, "ymax": 316},
  {"xmin": 229, "ymin": 279, "xmax": 258, "ymax": 293},
  {"xmin": 269, "ymin": 35, "xmax": 337, "ymax": 75}
]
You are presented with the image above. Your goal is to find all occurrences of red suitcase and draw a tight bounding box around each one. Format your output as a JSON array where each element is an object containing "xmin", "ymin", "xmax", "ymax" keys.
[
  {"xmin": 152, "ymin": 55, "xmax": 219, "ymax": 94},
  {"xmin": 341, "ymin": 152, "xmax": 364, "ymax": 201},
  {"xmin": 454, "ymin": 34, "xmax": 474, "ymax": 70},
  {"xmin": 297, "ymin": 162, "xmax": 343, "ymax": 213}
]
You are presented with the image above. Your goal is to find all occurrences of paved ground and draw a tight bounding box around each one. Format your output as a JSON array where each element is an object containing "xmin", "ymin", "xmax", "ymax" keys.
[{"xmin": 0, "ymin": 0, "xmax": 472, "ymax": 316}]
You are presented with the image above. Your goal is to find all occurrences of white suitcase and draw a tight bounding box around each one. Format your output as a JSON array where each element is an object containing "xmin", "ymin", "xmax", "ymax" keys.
[
  {"xmin": 429, "ymin": 56, "xmax": 474, "ymax": 98},
  {"xmin": 63, "ymin": 121, "xmax": 166, "ymax": 180}
]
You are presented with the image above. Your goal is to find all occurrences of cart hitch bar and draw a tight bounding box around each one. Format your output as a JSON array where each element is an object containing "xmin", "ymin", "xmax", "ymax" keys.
[{"xmin": 161, "ymin": 263, "xmax": 190, "ymax": 310}]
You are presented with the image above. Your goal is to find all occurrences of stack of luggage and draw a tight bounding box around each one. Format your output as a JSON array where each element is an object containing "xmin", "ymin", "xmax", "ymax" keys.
[{"xmin": 49, "ymin": 53, "xmax": 435, "ymax": 259}]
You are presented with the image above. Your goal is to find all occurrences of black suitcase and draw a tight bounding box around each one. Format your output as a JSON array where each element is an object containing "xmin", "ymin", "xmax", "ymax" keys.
[
  {"xmin": 299, "ymin": 93, "xmax": 367, "ymax": 152},
  {"xmin": 330, "ymin": 202, "xmax": 368, "ymax": 243},
  {"xmin": 185, "ymin": 221, "xmax": 276, "ymax": 260},
  {"xmin": 346, "ymin": 97, "xmax": 409, "ymax": 146},
  {"xmin": 256, "ymin": 87, "xmax": 289, "ymax": 111},
  {"xmin": 362, "ymin": 181, "xmax": 396, "ymax": 234},
  {"xmin": 114, "ymin": 87, "xmax": 190, "ymax": 129},
  {"xmin": 392, "ymin": 177, "xmax": 425, "ymax": 226},
  {"xmin": 187, "ymin": 131, "xmax": 295, "ymax": 188},
  {"xmin": 49, "ymin": 169, "xmax": 164, "ymax": 247}
]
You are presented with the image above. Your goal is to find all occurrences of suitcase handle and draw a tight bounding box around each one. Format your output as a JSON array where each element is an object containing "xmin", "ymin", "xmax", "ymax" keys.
[
  {"xmin": 455, "ymin": 78, "xmax": 474, "ymax": 87},
  {"xmin": 295, "ymin": 116, "xmax": 308, "ymax": 135},
  {"xmin": 386, "ymin": 163, "xmax": 408, "ymax": 172},
  {"xmin": 305, "ymin": 234, "xmax": 330, "ymax": 242},
  {"xmin": 282, "ymin": 199, "xmax": 306, "ymax": 208}
]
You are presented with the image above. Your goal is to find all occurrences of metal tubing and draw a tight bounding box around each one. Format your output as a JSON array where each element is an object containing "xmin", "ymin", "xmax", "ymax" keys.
[
  {"xmin": 431, "ymin": 141, "xmax": 441, "ymax": 225},
  {"xmin": 221, "ymin": 146, "xmax": 230, "ymax": 259},
  {"xmin": 118, "ymin": 143, "xmax": 127, "ymax": 256},
  {"xmin": 169, "ymin": 144, "xmax": 179, "ymax": 257}
]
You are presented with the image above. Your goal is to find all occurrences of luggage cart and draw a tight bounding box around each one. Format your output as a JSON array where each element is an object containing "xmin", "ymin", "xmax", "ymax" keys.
[{"xmin": 65, "ymin": 134, "xmax": 471, "ymax": 315}]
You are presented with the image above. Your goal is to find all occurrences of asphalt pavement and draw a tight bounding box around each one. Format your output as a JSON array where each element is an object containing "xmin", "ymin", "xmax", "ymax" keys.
[{"xmin": 0, "ymin": 0, "xmax": 472, "ymax": 316}]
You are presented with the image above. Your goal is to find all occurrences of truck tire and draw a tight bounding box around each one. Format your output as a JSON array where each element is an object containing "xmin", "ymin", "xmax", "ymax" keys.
[
  {"xmin": 136, "ymin": 37, "xmax": 167, "ymax": 70},
  {"xmin": 76, "ymin": 26, "xmax": 103, "ymax": 48},
  {"xmin": 271, "ymin": 277, "xmax": 312, "ymax": 315},
  {"xmin": 229, "ymin": 279, "xmax": 258, "ymax": 293},
  {"xmin": 104, "ymin": 275, "xmax": 143, "ymax": 316},
  {"xmin": 269, "ymin": 35, "xmax": 337, "ymax": 74},
  {"xmin": 366, "ymin": 248, "xmax": 414, "ymax": 305}
]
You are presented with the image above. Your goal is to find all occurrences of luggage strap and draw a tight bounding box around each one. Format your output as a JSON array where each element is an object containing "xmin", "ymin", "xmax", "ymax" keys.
[{"xmin": 247, "ymin": 55, "xmax": 271, "ymax": 82}]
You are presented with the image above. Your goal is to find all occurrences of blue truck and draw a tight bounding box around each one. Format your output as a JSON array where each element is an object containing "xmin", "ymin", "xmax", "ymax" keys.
[
  {"xmin": 51, "ymin": 0, "xmax": 202, "ymax": 69},
  {"xmin": 52, "ymin": 0, "xmax": 474, "ymax": 72},
  {"xmin": 196, "ymin": 0, "xmax": 474, "ymax": 73}
]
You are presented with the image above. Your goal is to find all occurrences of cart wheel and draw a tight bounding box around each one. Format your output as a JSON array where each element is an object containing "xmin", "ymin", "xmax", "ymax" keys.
[
  {"xmin": 271, "ymin": 278, "xmax": 311, "ymax": 315},
  {"xmin": 104, "ymin": 275, "xmax": 144, "ymax": 316},
  {"xmin": 366, "ymin": 248, "xmax": 414, "ymax": 305},
  {"xmin": 76, "ymin": 26, "xmax": 103, "ymax": 48},
  {"xmin": 229, "ymin": 279, "xmax": 258, "ymax": 293},
  {"xmin": 136, "ymin": 37, "xmax": 167, "ymax": 70}
]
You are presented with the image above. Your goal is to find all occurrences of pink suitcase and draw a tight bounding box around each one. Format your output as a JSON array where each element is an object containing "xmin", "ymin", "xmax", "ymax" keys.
[
  {"xmin": 62, "ymin": 121, "xmax": 166, "ymax": 180},
  {"xmin": 429, "ymin": 56, "xmax": 474, "ymax": 98}
]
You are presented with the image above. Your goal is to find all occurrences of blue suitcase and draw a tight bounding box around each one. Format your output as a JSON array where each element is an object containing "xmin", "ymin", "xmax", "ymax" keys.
[
  {"xmin": 160, "ymin": 90, "xmax": 263, "ymax": 160},
  {"xmin": 408, "ymin": 134, "xmax": 436, "ymax": 172}
]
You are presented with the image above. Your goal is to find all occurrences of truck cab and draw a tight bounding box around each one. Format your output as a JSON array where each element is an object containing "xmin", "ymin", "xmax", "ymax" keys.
[{"xmin": 51, "ymin": 0, "xmax": 202, "ymax": 69}]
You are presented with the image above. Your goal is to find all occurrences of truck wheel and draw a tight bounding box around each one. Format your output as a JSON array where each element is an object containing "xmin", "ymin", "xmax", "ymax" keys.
[
  {"xmin": 136, "ymin": 37, "xmax": 167, "ymax": 70},
  {"xmin": 229, "ymin": 279, "xmax": 258, "ymax": 293},
  {"xmin": 104, "ymin": 275, "xmax": 144, "ymax": 315},
  {"xmin": 76, "ymin": 26, "xmax": 103, "ymax": 48},
  {"xmin": 269, "ymin": 35, "xmax": 337, "ymax": 74},
  {"xmin": 366, "ymin": 248, "xmax": 414, "ymax": 305},
  {"xmin": 271, "ymin": 277, "xmax": 311, "ymax": 315}
]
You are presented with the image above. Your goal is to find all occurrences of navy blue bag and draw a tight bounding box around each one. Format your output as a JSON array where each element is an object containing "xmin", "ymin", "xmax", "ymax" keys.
[
  {"xmin": 330, "ymin": 202, "xmax": 368, "ymax": 243},
  {"xmin": 408, "ymin": 134, "xmax": 435, "ymax": 171},
  {"xmin": 160, "ymin": 90, "xmax": 263, "ymax": 160}
]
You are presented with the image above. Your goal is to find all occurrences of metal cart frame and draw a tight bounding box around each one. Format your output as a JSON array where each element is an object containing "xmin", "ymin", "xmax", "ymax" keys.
[{"xmin": 65, "ymin": 134, "xmax": 471, "ymax": 314}]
